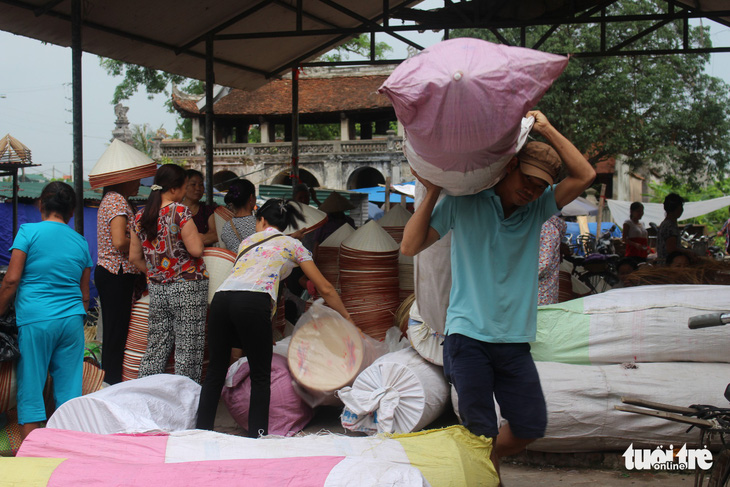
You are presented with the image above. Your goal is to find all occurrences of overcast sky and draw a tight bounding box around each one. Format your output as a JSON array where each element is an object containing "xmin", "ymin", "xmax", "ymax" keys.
[{"xmin": 1, "ymin": 11, "xmax": 728, "ymax": 180}]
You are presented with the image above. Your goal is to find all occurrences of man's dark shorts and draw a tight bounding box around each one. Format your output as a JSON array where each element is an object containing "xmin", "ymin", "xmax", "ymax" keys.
[{"xmin": 443, "ymin": 333, "xmax": 547, "ymax": 439}]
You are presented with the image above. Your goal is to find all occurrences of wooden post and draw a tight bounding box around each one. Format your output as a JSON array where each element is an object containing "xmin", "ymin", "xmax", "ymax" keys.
[
  {"xmin": 596, "ymin": 183, "xmax": 606, "ymax": 239},
  {"xmin": 384, "ymin": 177, "xmax": 391, "ymax": 212}
]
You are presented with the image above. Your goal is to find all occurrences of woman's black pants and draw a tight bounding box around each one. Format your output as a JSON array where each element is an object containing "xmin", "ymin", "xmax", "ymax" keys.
[{"xmin": 196, "ymin": 291, "xmax": 273, "ymax": 437}]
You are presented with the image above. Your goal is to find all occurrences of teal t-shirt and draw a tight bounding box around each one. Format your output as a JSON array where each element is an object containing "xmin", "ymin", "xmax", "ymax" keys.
[
  {"xmin": 430, "ymin": 187, "xmax": 558, "ymax": 343},
  {"xmin": 10, "ymin": 221, "xmax": 93, "ymax": 326}
]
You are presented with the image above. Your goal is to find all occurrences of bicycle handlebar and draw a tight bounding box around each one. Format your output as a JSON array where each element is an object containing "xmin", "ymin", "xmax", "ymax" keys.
[{"xmin": 688, "ymin": 312, "xmax": 730, "ymax": 329}]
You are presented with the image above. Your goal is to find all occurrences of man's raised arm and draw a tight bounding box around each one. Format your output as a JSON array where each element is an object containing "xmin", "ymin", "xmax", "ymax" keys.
[
  {"xmin": 401, "ymin": 171, "xmax": 442, "ymax": 257},
  {"xmin": 527, "ymin": 110, "xmax": 596, "ymax": 208}
]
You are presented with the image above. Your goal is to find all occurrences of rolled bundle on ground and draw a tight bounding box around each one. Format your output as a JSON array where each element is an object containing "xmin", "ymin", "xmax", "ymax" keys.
[
  {"xmin": 339, "ymin": 221, "xmax": 401, "ymax": 341},
  {"xmin": 531, "ymin": 284, "xmax": 730, "ymax": 364},
  {"xmin": 47, "ymin": 375, "xmax": 201, "ymax": 434},
  {"xmin": 379, "ymin": 38, "xmax": 567, "ymax": 195},
  {"xmin": 222, "ymin": 354, "xmax": 313, "ymax": 437},
  {"xmin": 339, "ymin": 347, "xmax": 449, "ymax": 435},
  {"xmin": 406, "ymin": 301, "xmax": 445, "ymax": 366},
  {"xmin": 531, "ymin": 361, "xmax": 730, "ymax": 452},
  {"xmin": 316, "ymin": 223, "xmax": 355, "ymax": 291}
]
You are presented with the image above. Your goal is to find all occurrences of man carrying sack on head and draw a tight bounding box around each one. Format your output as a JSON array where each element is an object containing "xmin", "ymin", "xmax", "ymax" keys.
[{"xmin": 401, "ymin": 110, "xmax": 595, "ymax": 484}]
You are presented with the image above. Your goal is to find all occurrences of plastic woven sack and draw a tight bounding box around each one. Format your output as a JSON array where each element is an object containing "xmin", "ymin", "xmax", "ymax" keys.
[
  {"xmin": 222, "ymin": 353, "xmax": 313, "ymax": 437},
  {"xmin": 380, "ymin": 38, "xmax": 568, "ymax": 195}
]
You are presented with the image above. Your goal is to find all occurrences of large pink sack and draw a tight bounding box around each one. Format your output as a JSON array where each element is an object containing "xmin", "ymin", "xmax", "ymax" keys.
[
  {"xmin": 379, "ymin": 38, "xmax": 568, "ymax": 194},
  {"xmin": 222, "ymin": 354, "xmax": 313, "ymax": 437}
]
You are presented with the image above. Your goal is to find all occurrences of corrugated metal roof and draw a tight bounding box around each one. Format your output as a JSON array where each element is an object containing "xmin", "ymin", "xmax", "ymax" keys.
[
  {"xmin": 0, "ymin": 181, "xmax": 151, "ymax": 203},
  {"xmin": 258, "ymin": 184, "xmax": 365, "ymax": 202}
]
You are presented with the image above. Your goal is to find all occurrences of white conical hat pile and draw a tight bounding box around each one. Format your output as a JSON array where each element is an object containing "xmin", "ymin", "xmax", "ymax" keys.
[
  {"xmin": 284, "ymin": 202, "xmax": 328, "ymax": 236},
  {"xmin": 316, "ymin": 223, "xmax": 355, "ymax": 291},
  {"xmin": 398, "ymin": 252, "xmax": 414, "ymax": 301},
  {"xmin": 377, "ymin": 204, "xmax": 412, "ymax": 244},
  {"xmin": 339, "ymin": 221, "xmax": 400, "ymax": 341},
  {"xmin": 89, "ymin": 139, "xmax": 157, "ymax": 189}
]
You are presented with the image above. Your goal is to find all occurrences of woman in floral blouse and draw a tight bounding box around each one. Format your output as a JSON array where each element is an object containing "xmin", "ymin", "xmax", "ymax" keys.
[
  {"xmin": 196, "ymin": 198, "xmax": 351, "ymax": 435},
  {"xmin": 130, "ymin": 164, "xmax": 208, "ymax": 383},
  {"xmin": 95, "ymin": 178, "xmax": 143, "ymax": 385}
]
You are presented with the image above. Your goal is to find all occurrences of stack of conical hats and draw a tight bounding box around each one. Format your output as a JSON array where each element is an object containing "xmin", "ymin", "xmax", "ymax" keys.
[
  {"xmin": 122, "ymin": 293, "xmax": 210, "ymax": 382},
  {"xmin": 284, "ymin": 202, "xmax": 328, "ymax": 235},
  {"xmin": 89, "ymin": 139, "xmax": 157, "ymax": 189},
  {"xmin": 316, "ymin": 223, "xmax": 355, "ymax": 290},
  {"xmin": 377, "ymin": 204, "xmax": 414, "ymax": 300},
  {"xmin": 377, "ymin": 204, "xmax": 412, "ymax": 244},
  {"xmin": 339, "ymin": 220, "xmax": 400, "ymax": 341}
]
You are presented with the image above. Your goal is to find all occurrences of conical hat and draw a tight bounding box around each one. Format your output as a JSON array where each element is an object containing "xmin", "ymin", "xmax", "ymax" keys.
[
  {"xmin": 88, "ymin": 139, "xmax": 157, "ymax": 189},
  {"xmin": 377, "ymin": 204, "xmax": 412, "ymax": 227},
  {"xmin": 318, "ymin": 192, "xmax": 356, "ymax": 213},
  {"xmin": 284, "ymin": 202, "xmax": 328, "ymax": 235},
  {"xmin": 341, "ymin": 220, "xmax": 399, "ymax": 252},
  {"xmin": 320, "ymin": 223, "xmax": 355, "ymax": 247}
]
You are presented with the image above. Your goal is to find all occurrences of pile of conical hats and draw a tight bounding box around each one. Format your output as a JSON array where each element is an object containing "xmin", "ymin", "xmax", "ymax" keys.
[
  {"xmin": 377, "ymin": 204, "xmax": 412, "ymax": 244},
  {"xmin": 316, "ymin": 223, "xmax": 355, "ymax": 291},
  {"xmin": 122, "ymin": 293, "xmax": 210, "ymax": 382},
  {"xmin": 202, "ymin": 248, "xmax": 236, "ymax": 305},
  {"xmin": 88, "ymin": 139, "xmax": 157, "ymax": 189},
  {"xmin": 339, "ymin": 221, "xmax": 400, "ymax": 341},
  {"xmin": 377, "ymin": 204, "xmax": 414, "ymax": 300}
]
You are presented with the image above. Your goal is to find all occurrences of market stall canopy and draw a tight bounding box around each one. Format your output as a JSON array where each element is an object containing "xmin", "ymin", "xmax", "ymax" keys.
[
  {"xmin": 560, "ymin": 196, "xmax": 598, "ymax": 217},
  {"xmin": 606, "ymin": 196, "xmax": 730, "ymax": 227}
]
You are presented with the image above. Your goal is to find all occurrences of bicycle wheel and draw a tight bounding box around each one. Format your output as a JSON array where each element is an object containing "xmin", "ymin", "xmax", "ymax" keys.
[{"xmin": 708, "ymin": 448, "xmax": 730, "ymax": 487}]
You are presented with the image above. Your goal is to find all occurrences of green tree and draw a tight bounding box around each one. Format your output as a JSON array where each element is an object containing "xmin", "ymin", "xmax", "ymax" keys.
[
  {"xmin": 318, "ymin": 34, "xmax": 393, "ymax": 62},
  {"xmin": 452, "ymin": 0, "xmax": 730, "ymax": 183}
]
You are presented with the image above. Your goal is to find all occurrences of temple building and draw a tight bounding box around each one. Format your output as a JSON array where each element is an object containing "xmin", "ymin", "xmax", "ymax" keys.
[{"xmin": 165, "ymin": 66, "xmax": 408, "ymax": 191}]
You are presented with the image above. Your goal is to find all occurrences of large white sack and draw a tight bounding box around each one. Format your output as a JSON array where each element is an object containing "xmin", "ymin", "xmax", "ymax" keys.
[
  {"xmin": 532, "ymin": 361, "xmax": 730, "ymax": 452},
  {"xmin": 339, "ymin": 347, "xmax": 449, "ymax": 434},
  {"xmin": 47, "ymin": 374, "xmax": 200, "ymax": 434},
  {"xmin": 532, "ymin": 284, "xmax": 730, "ymax": 364},
  {"xmin": 407, "ymin": 301, "xmax": 445, "ymax": 366},
  {"xmin": 413, "ymin": 181, "xmax": 451, "ymax": 334}
]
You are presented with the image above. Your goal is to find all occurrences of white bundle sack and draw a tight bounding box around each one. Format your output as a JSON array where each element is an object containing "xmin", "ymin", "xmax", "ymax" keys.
[
  {"xmin": 407, "ymin": 301, "xmax": 445, "ymax": 366},
  {"xmin": 339, "ymin": 347, "xmax": 449, "ymax": 434},
  {"xmin": 47, "ymin": 374, "xmax": 200, "ymax": 434},
  {"xmin": 413, "ymin": 181, "xmax": 451, "ymax": 334},
  {"xmin": 531, "ymin": 361, "xmax": 730, "ymax": 452},
  {"xmin": 532, "ymin": 284, "xmax": 730, "ymax": 364}
]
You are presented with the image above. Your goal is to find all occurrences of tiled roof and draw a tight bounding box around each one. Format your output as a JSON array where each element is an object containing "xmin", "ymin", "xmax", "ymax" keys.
[{"xmin": 173, "ymin": 75, "xmax": 392, "ymax": 117}]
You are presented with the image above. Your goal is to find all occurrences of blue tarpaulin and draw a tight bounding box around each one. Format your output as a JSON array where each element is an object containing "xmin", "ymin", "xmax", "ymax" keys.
[
  {"xmin": 1, "ymin": 202, "xmax": 100, "ymax": 303},
  {"xmin": 353, "ymin": 186, "xmax": 414, "ymax": 203}
]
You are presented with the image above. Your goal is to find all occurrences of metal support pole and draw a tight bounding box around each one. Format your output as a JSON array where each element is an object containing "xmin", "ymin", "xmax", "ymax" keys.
[
  {"xmin": 205, "ymin": 34, "xmax": 215, "ymax": 205},
  {"xmin": 291, "ymin": 66, "xmax": 300, "ymax": 197},
  {"xmin": 12, "ymin": 169, "xmax": 18, "ymax": 239},
  {"xmin": 72, "ymin": 0, "xmax": 83, "ymax": 234}
]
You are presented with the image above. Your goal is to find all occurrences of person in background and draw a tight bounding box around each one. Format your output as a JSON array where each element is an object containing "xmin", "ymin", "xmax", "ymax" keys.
[
  {"xmin": 0, "ymin": 182, "xmax": 93, "ymax": 440},
  {"xmin": 717, "ymin": 207, "xmax": 730, "ymax": 254},
  {"xmin": 196, "ymin": 198, "xmax": 351, "ymax": 435},
  {"xmin": 130, "ymin": 164, "xmax": 209, "ymax": 384},
  {"xmin": 292, "ymin": 183, "xmax": 320, "ymax": 207},
  {"xmin": 622, "ymin": 202, "xmax": 649, "ymax": 261},
  {"xmin": 537, "ymin": 214, "xmax": 567, "ymax": 306},
  {"xmin": 656, "ymin": 193, "xmax": 693, "ymax": 263},
  {"xmin": 94, "ymin": 178, "xmax": 144, "ymax": 385},
  {"xmin": 615, "ymin": 257, "xmax": 639, "ymax": 287},
  {"xmin": 311, "ymin": 192, "xmax": 357, "ymax": 246},
  {"xmin": 182, "ymin": 169, "xmax": 218, "ymax": 246},
  {"xmin": 401, "ymin": 110, "xmax": 595, "ymax": 483},
  {"xmin": 220, "ymin": 178, "xmax": 257, "ymax": 251}
]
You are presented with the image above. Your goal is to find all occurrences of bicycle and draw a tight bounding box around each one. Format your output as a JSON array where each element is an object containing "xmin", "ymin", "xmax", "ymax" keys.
[
  {"xmin": 616, "ymin": 312, "xmax": 730, "ymax": 486},
  {"xmin": 564, "ymin": 253, "xmax": 619, "ymax": 294}
]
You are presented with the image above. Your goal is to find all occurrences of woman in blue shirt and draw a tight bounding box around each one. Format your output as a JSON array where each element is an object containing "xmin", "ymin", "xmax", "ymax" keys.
[{"xmin": 0, "ymin": 182, "xmax": 93, "ymax": 441}]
